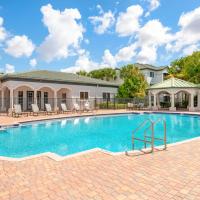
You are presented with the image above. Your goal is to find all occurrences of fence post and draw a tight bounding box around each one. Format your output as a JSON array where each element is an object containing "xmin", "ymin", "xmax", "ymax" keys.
[
  {"xmin": 114, "ymin": 97, "xmax": 116, "ymax": 109},
  {"xmin": 94, "ymin": 97, "xmax": 97, "ymax": 110},
  {"xmin": 106, "ymin": 97, "xmax": 109, "ymax": 109}
]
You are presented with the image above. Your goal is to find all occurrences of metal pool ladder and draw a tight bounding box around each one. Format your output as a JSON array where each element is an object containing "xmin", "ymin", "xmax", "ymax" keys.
[{"xmin": 132, "ymin": 118, "xmax": 167, "ymax": 153}]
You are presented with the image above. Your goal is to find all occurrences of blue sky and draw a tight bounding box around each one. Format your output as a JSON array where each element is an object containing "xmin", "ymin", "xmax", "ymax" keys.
[{"xmin": 0, "ymin": 0, "xmax": 199, "ymax": 73}]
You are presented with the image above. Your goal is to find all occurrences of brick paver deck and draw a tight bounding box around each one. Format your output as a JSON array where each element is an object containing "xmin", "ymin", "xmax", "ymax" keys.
[{"xmin": 0, "ymin": 138, "xmax": 200, "ymax": 200}]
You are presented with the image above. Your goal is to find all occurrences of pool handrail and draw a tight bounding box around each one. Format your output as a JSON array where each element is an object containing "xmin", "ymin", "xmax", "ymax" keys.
[{"xmin": 132, "ymin": 118, "xmax": 167, "ymax": 153}]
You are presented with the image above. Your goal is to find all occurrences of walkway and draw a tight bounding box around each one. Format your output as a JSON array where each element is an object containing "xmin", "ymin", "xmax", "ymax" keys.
[{"xmin": 0, "ymin": 138, "xmax": 200, "ymax": 200}]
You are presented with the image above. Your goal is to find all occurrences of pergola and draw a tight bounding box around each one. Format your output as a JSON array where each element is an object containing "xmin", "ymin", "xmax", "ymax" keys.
[{"xmin": 148, "ymin": 77, "xmax": 200, "ymax": 111}]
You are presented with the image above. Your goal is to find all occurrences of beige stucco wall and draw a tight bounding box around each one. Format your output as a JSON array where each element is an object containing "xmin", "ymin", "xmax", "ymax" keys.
[
  {"xmin": 141, "ymin": 68, "xmax": 168, "ymax": 85},
  {"xmin": 0, "ymin": 80, "xmax": 118, "ymax": 110}
]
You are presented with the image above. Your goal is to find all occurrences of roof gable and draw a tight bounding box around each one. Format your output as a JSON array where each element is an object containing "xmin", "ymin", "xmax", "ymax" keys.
[
  {"xmin": 149, "ymin": 77, "xmax": 198, "ymax": 89},
  {"xmin": 134, "ymin": 63, "xmax": 168, "ymax": 71}
]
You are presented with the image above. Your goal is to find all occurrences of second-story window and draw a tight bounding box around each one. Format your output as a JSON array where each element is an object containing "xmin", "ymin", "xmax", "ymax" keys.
[
  {"xmin": 150, "ymin": 71, "xmax": 154, "ymax": 78},
  {"xmin": 80, "ymin": 92, "xmax": 88, "ymax": 100}
]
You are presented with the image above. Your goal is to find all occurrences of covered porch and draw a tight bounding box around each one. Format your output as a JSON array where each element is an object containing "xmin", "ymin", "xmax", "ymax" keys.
[
  {"xmin": 0, "ymin": 85, "xmax": 72, "ymax": 112},
  {"xmin": 148, "ymin": 78, "xmax": 200, "ymax": 111}
]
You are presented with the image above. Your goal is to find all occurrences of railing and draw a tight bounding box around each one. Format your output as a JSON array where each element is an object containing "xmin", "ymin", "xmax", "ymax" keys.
[
  {"xmin": 132, "ymin": 118, "xmax": 167, "ymax": 153},
  {"xmin": 0, "ymin": 97, "xmax": 149, "ymax": 112}
]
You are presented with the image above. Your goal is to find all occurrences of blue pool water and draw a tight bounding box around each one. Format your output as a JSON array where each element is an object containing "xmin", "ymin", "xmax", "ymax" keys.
[{"xmin": 0, "ymin": 113, "xmax": 200, "ymax": 158}]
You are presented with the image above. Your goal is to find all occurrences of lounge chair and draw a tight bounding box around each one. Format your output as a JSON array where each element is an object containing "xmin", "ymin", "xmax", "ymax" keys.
[
  {"xmin": 137, "ymin": 103, "xmax": 144, "ymax": 110},
  {"xmin": 31, "ymin": 104, "xmax": 45, "ymax": 116},
  {"xmin": 45, "ymin": 104, "xmax": 54, "ymax": 115},
  {"xmin": 84, "ymin": 101, "xmax": 93, "ymax": 112},
  {"xmin": 127, "ymin": 103, "xmax": 134, "ymax": 110},
  {"xmin": 13, "ymin": 104, "xmax": 28, "ymax": 117},
  {"xmin": 73, "ymin": 103, "xmax": 81, "ymax": 113},
  {"xmin": 61, "ymin": 103, "xmax": 71, "ymax": 113}
]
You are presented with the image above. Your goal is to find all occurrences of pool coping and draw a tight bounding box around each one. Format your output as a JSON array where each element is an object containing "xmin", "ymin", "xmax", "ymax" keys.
[
  {"xmin": 0, "ymin": 136, "xmax": 200, "ymax": 162},
  {"xmin": 1, "ymin": 110, "xmax": 200, "ymax": 128},
  {"xmin": 0, "ymin": 110, "xmax": 200, "ymax": 161}
]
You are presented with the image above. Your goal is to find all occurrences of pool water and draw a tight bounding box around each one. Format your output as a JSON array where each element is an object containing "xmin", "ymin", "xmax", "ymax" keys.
[{"xmin": 0, "ymin": 113, "xmax": 200, "ymax": 158}]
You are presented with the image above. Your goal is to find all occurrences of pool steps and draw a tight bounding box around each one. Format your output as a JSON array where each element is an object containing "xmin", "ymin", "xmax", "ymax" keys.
[{"xmin": 132, "ymin": 118, "xmax": 167, "ymax": 153}]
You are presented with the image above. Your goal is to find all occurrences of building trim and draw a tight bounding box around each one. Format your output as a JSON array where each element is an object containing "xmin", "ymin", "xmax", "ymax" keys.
[{"xmin": 1, "ymin": 77, "xmax": 119, "ymax": 88}]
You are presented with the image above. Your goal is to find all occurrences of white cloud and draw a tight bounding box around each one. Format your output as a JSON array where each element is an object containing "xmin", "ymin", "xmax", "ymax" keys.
[
  {"xmin": 168, "ymin": 6, "xmax": 200, "ymax": 53},
  {"xmin": 5, "ymin": 64, "xmax": 15, "ymax": 73},
  {"xmin": 102, "ymin": 49, "xmax": 116, "ymax": 67},
  {"xmin": 38, "ymin": 4, "xmax": 84, "ymax": 62},
  {"xmin": 29, "ymin": 58, "xmax": 37, "ymax": 67},
  {"xmin": 5, "ymin": 35, "xmax": 35, "ymax": 58},
  {"xmin": 182, "ymin": 44, "xmax": 199, "ymax": 55},
  {"xmin": 136, "ymin": 19, "xmax": 172, "ymax": 63},
  {"xmin": 137, "ymin": 19, "xmax": 172, "ymax": 47},
  {"xmin": 115, "ymin": 44, "xmax": 137, "ymax": 62},
  {"xmin": 96, "ymin": 4, "xmax": 104, "ymax": 15},
  {"xmin": 149, "ymin": 0, "xmax": 160, "ymax": 11},
  {"xmin": 137, "ymin": 45, "xmax": 157, "ymax": 63},
  {"xmin": 0, "ymin": 17, "xmax": 7, "ymax": 41},
  {"xmin": 84, "ymin": 38, "xmax": 90, "ymax": 44},
  {"xmin": 145, "ymin": 0, "xmax": 160, "ymax": 16},
  {"xmin": 89, "ymin": 7, "xmax": 115, "ymax": 34},
  {"xmin": 116, "ymin": 5, "xmax": 143, "ymax": 37},
  {"xmin": 61, "ymin": 51, "xmax": 99, "ymax": 73}
]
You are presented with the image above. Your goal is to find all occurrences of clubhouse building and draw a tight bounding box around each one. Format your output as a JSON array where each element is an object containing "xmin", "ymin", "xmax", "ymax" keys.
[{"xmin": 0, "ymin": 70, "xmax": 119, "ymax": 112}]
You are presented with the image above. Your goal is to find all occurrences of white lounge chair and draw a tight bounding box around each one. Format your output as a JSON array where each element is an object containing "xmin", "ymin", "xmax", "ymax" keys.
[
  {"xmin": 74, "ymin": 103, "xmax": 81, "ymax": 112},
  {"xmin": 31, "ymin": 104, "xmax": 45, "ymax": 116},
  {"xmin": 13, "ymin": 104, "xmax": 28, "ymax": 117},
  {"xmin": 45, "ymin": 104, "xmax": 54, "ymax": 115},
  {"xmin": 84, "ymin": 101, "xmax": 93, "ymax": 112},
  {"xmin": 127, "ymin": 103, "xmax": 134, "ymax": 110},
  {"xmin": 61, "ymin": 103, "xmax": 70, "ymax": 113}
]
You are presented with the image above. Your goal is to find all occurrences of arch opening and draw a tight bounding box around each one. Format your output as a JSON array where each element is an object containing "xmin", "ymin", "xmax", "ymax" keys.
[{"xmin": 157, "ymin": 91, "xmax": 171, "ymax": 110}]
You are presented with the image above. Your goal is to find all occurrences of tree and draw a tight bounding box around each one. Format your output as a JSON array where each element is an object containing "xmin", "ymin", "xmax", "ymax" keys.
[
  {"xmin": 120, "ymin": 64, "xmax": 135, "ymax": 79},
  {"xmin": 76, "ymin": 68, "xmax": 117, "ymax": 81},
  {"xmin": 76, "ymin": 70, "xmax": 88, "ymax": 76},
  {"xmin": 88, "ymin": 68, "xmax": 117, "ymax": 81},
  {"xmin": 117, "ymin": 65, "xmax": 148, "ymax": 98},
  {"xmin": 168, "ymin": 51, "xmax": 200, "ymax": 83}
]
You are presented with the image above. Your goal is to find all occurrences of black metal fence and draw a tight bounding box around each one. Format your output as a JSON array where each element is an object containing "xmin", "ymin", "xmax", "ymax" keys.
[{"xmin": 0, "ymin": 97, "xmax": 149, "ymax": 112}]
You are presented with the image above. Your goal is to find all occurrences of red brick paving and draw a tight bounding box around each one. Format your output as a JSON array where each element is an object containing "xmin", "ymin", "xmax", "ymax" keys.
[{"xmin": 0, "ymin": 139, "xmax": 200, "ymax": 200}]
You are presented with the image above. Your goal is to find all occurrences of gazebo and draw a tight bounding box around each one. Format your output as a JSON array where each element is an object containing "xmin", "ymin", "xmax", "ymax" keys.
[{"xmin": 148, "ymin": 77, "xmax": 200, "ymax": 111}]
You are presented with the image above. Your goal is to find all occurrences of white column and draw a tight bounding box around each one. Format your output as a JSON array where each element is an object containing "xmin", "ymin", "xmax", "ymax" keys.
[
  {"xmin": 169, "ymin": 93, "xmax": 176, "ymax": 111},
  {"xmin": 34, "ymin": 90, "xmax": 37, "ymax": 105},
  {"xmin": 189, "ymin": 93, "xmax": 194, "ymax": 111},
  {"xmin": 153, "ymin": 94, "xmax": 157, "ymax": 110},
  {"xmin": 10, "ymin": 88, "xmax": 14, "ymax": 109},
  {"xmin": 197, "ymin": 92, "xmax": 200, "ymax": 111},
  {"xmin": 1, "ymin": 89, "xmax": 4, "ymax": 111},
  {"xmin": 54, "ymin": 90, "xmax": 57, "ymax": 111},
  {"xmin": 148, "ymin": 92, "xmax": 151, "ymax": 108}
]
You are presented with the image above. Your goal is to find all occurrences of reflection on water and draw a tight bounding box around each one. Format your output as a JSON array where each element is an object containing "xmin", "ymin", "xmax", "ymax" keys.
[
  {"xmin": 61, "ymin": 119, "xmax": 67, "ymax": 127},
  {"xmin": 73, "ymin": 118, "xmax": 80, "ymax": 125},
  {"xmin": 84, "ymin": 117, "xmax": 90, "ymax": 124}
]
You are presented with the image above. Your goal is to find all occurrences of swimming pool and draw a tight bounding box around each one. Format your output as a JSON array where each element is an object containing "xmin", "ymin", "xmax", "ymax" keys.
[{"xmin": 0, "ymin": 113, "xmax": 200, "ymax": 158}]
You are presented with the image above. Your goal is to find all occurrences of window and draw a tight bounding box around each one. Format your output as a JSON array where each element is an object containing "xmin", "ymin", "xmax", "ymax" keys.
[
  {"xmin": 18, "ymin": 91, "xmax": 23, "ymax": 108},
  {"xmin": 44, "ymin": 92, "xmax": 48, "ymax": 104},
  {"xmin": 80, "ymin": 92, "xmax": 88, "ymax": 100},
  {"xmin": 62, "ymin": 93, "xmax": 67, "ymax": 103},
  {"xmin": 103, "ymin": 92, "xmax": 110, "ymax": 101},
  {"xmin": 150, "ymin": 72, "xmax": 154, "ymax": 78}
]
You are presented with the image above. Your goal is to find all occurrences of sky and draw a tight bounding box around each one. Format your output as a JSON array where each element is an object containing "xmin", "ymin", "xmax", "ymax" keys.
[{"xmin": 0, "ymin": 0, "xmax": 199, "ymax": 73}]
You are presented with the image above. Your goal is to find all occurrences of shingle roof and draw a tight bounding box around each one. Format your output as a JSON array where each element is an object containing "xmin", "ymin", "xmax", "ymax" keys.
[
  {"xmin": 149, "ymin": 77, "xmax": 198, "ymax": 89},
  {"xmin": 135, "ymin": 63, "xmax": 168, "ymax": 71},
  {"xmin": 0, "ymin": 70, "xmax": 120, "ymax": 87}
]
